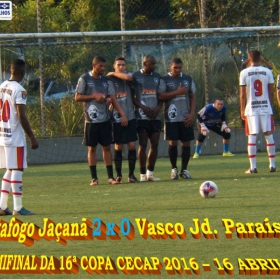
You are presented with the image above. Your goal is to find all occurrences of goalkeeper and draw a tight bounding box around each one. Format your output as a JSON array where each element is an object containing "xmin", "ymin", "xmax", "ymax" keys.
[{"xmin": 193, "ymin": 98, "xmax": 234, "ymax": 158}]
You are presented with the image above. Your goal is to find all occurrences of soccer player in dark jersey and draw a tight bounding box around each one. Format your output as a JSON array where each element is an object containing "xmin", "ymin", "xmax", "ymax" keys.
[
  {"xmin": 132, "ymin": 55, "xmax": 165, "ymax": 181},
  {"xmin": 106, "ymin": 56, "xmax": 138, "ymax": 183},
  {"xmin": 158, "ymin": 58, "xmax": 196, "ymax": 180},
  {"xmin": 193, "ymin": 99, "xmax": 234, "ymax": 158},
  {"xmin": 75, "ymin": 56, "xmax": 127, "ymax": 186}
]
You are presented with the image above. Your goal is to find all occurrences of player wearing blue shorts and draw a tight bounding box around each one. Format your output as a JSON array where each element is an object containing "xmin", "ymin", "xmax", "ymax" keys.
[{"xmin": 193, "ymin": 99, "xmax": 234, "ymax": 158}]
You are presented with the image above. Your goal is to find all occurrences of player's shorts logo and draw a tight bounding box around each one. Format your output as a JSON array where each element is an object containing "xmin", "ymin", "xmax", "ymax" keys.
[
  {"xmin": 88, "ymin": 105, "xmax": 99, "ymax": 121},
  {"xmin": 0, "ymin": 1, "xmax": 12, "ymax": 20},
  {"xmin": 168, "ymin": 104, "xmax": 177, "ymax": 120}
]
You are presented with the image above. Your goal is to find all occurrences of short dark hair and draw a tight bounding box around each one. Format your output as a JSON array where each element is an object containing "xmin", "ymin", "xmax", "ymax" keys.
[
  {"xmin": 249, "ymin": 50, "xmax": 261, "ymax": 63},
  {"xmin": 143, "ymin": 55, "xmax": 155, "ymax": 63},
  {"xmin": 92, "ymin": 56, "xmax": 106, "ymax": 65},
  {"xmin": 171, "ymin": 58, "xmax": 183, "ymax": 65},
  {"xmin": 10, "ymin": 59, "xmax": 25, "ymax": 75},
  {"xmin": 114, "ymin": 56, "xmax": 126, "ymax": 62}
]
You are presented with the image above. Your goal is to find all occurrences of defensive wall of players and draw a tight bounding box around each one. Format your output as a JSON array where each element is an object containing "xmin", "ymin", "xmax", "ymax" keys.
[{"xmin": 27, "ymin": 127, "xmax": 280, "ymax": 165}]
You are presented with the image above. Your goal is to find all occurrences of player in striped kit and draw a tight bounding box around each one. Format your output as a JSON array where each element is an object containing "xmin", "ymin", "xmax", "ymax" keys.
[
  {"xmin": 239, "ymin": 50, "xmax": 276, "ymax": 173},
  {"xmin": 0, "ymin": 59, "xmax": 39, "ymax": 215}
]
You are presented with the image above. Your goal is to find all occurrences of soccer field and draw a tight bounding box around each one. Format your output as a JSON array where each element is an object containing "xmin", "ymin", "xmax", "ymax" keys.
[{"xmin": 0, "ymin": 153, "xmax": 279, "ymax": 279}]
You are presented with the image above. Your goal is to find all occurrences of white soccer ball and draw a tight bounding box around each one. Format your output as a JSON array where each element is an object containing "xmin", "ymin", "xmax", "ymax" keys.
[{"xmin": 199, "ymin": 181, "xmax": 218, "ymax": 198}]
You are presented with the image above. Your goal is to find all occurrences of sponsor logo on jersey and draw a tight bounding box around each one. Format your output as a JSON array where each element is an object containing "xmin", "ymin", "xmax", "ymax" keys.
[
  {"xmin": 142, "ymin": 89, "xmax": 156, "ymax": 95},
  {"xmin": 116, "ymin": 92, "xmax": 127, "ymax": 99},
  {"xmin": 113, "ymin": 109, "xmax": 121, "ymax": 121},
  {"xmin": 136, "ymin": 78, "xmax": 144, "ymax": 84},
  {"xmin": 0, "ymin": 1, "xmax": 12, "ymax": 20}
]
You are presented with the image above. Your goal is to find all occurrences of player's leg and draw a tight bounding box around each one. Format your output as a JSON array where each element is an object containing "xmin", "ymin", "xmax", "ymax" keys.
[
  {"xmin": 0, "ymin": 147, "xmax": 12, "ymax": 215},
  {"xmin": 245, "ymin": 116, "xmax": 259, "ymax": 173},
  {"xmin": 146, "ymin": 120, "xmax": 161, "ymax": 181},
  {"xmin": 262, "ymin": 115, "xmax": 276, "ymax": 172},
  {"xmin": 114, "ymin": 143, "xmax": 123, "ymax": 183},
  {"xmin": 210, "ymin": 125, "xmax": 234, "ymax": 156},
  {"xmin": 127, "ymin": 141, "xmax": 138, "ymax": 183},
  {"xmin": 100, "ymin": 120, "xmax": 118, "ymax": 185},
  {"xmin": 84, "ymin": 122, "xmax": 99, "ymax": 185},
  {"xmin": 8, "ymin": 146, "xmax": 34, "ymax": 215},
  {"xmin": 146, "ymin": 131, "xmax": 161, "ymax": 181},
  {"xmin": 193, "ymin": 123, "xmax": 206, "ymax": 158},
  {"xmin": 138, "ymin": 131, "xmax": 148, "ymax": 181},
  {"xmin": 165, "ymin": 122, "xmax": 179, "ymax": 179},
  {"xmin": 179, "ymin": 123, "xmax": 194, "ymax": 179},
  {"xmin": 112, "ymin": 122, "xmax": 125, "ymax": 183}
]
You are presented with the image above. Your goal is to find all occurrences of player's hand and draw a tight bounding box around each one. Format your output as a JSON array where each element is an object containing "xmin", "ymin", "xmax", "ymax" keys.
[
  {"xmin": 106, "ymin": 97, "xmax": 112, "ymax": 106},
  {"xmin": 120, "ymin": 115, "xmax": 128, "ymax": 127},
  {"xmin": 183, "ymin": 112, "xmax": 194, "ymax": 127},
  {"xmin": 200, "ymin": 123, "xmax": 209, "ymax": 136},
  {"xmin": 93, "ymin": 93, "xmax": 106, "ymax": 102},
  {"xmin": 221, "ymin": 121, "xmax": 231, "ymax": 133},
  {"xmin": 151, "ymin": 106, "xmax": 161, "ymax": 119},
  {"xmin": 30, "ymin": 137, "xmax": 39, "ymax": 149},
  {"xmin": 142, "ymin": 106, "xmax": 154, "ymax": 119},
  {"xmin": 240, "ymin": 112, "xmax": 246, "ymax": 121},
  {"xmin": 177, "ymin": 83, "xmax": 188, "ymax": 95}
]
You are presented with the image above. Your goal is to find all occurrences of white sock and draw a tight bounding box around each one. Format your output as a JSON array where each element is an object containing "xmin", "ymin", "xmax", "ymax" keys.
[
  {"xmin": 11, "ymin": 170, "xmax": 23, "ymax": 212},
  {"xmin": 0, "ymin": 170, "xmax": 12, "ymax": 210},
  {"xmin": 248, "ymin": 135, "xmax": 257, "ymax": 169},
  {"xmin": 265, "ymin": 135, "xmax": 276, "ymax": 168}
]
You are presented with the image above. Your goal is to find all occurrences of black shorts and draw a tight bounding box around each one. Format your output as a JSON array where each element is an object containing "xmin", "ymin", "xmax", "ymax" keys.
[
  {"xmin": 164, "ymin": 122, "xmax": 194, "ymax": 142},
  {"xmin": 197, "ymin": 123, "xmax": 231, "ymax": 140},
  {"xmin": 137, "ymin": 120, "xmax": 161, "ymax": 138},
  {"xmin": 113, "ymin": 119, "xmax": 138, "ymax": 144},
  {"xmin": 83, "ymin": 120, "xmax": 113, "ymax": 147}
]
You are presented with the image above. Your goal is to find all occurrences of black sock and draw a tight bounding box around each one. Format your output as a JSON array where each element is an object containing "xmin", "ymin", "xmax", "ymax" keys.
[
  {"xmin": 140, "ymin": 167, "xmax": 146, "ymax": 174},
  {"xmin": 106, "ymin": 165, "xmax": 114, "ymax": 179},
  {"xmin": 168, "ymin": 145, "xmax": 178, "ymax": 169},
  {"xmin": 114, "ymin": 150, "xmax": 122, "ymax": 177},
  {"xmin": 181, "ymin": 146, "xmax": 190, "ymax": 172},
  {"xmin": 89, "ymin": 165, "xmax": 97, "ymax": 179},
  {"xmin": 128, "ymin": 149, "xmax": 136, "ymax": 177}
]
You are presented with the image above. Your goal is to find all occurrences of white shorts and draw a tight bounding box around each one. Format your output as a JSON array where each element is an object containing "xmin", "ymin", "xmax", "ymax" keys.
[
  {"xmin": 245, "ymin": 115, "xmax": 274, "ymax": 136},
  {"xmin": 0, "ymin": 146, "xmax": 27, "ymax": 169}
]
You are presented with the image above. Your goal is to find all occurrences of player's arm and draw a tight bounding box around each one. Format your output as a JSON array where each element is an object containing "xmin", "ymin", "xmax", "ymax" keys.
[
  {"xmin": 17, "ymin": 104, "xmax": 38, "ymax": 149},
  {"xmin": 239, "ymin": 85, "xmax": 247, "ymax": 120},
  {"xmin": 268, "ymin": 83, "xmax": 274, "ymax": 107},
  {"xmin": 110, "ymin": 95, "xmax": 128, "ymax": 127},
  {"xmin": 74, "ymin": 92, "xmax": 105, "ymax": 103},
  {"xmin": 184, "ymin": 93, "xmax": 196, "ymax": 127},
  {"xmin": 158, "ymin": 83, "xmax": 187, "ymax": 100},
  {"xmin": 106, "ymin": 72, "xmax": 132, "ymax": 81},
  {"xmin": 261, "ymin": 56, "xmax": 273, "ymax": 70}
]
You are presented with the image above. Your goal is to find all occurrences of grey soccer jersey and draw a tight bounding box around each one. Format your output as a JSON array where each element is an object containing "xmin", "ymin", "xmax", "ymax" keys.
[
  {"xmin": 107, "ymin": 76, "xmax": 135, "ymax": 122},
  {"xmin": 76, "ymin": 71, "xmax": 110, "ymax": 123},
  {"xmin": 132, "ymin": 70, "xmax": 165, "ymax": 120},
  {"xmin": 162, "ymin": 73, "xmax": 196, "ymax": 122}
]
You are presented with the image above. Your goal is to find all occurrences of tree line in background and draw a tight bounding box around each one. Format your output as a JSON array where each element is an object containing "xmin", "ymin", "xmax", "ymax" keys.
[{"xmin": 0, "ymin": 0, "xmax": 278, "ymax": 33}]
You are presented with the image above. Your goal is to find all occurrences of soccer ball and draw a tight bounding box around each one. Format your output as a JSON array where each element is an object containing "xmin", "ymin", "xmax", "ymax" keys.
[{"xmin": 199, "ymin": 181, "xmax": 218, "ymax": 198}]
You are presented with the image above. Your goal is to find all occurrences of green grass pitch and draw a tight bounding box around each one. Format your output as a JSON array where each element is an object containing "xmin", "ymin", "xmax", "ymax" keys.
[{"xmin": 0, "ymin": 152, "xmax": 279, "ymax": 279}]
